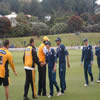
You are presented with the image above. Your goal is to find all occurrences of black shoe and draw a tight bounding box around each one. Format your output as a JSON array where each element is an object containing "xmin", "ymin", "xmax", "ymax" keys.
[
  {"xmin": 38, "ymin": 93, "xmax": 41, "ymax": 96},
  {"xmin": 23, "ymin": 97, "xmax": 30, "ymax": 100},
  {"xmin": 42, "ymin": 94, "xmax": 46, "ymax": 96}
]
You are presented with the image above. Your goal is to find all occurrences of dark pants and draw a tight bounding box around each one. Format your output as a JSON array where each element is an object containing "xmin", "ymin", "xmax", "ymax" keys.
[
  {"xmin": 97, "ymin": 57, "xmax": 100, "ymax": 80},
  {"xmin": 84, "ymin": 61, "xmax": 94, "ymax": 85},
  {"xmin": 24, "ymin": 69, "xmax": 35, "ymax": 97},
  {"xmin": 48, "ymin": 70, "xmax": 59, "ymax": 96},
  {"xmin": 59, "ymin": 63, "xmax": 66, "ymax": 93},
  {"xmin": 38, "ymin": 65, "xmax": 46, "ymax": 95}
]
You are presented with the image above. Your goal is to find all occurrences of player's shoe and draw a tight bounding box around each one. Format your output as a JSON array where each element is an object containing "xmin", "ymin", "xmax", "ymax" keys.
[
  {"xmin": 64, "ymin": 88, "xmax": 67, "ymax": 91},
  {"xmin": 48, "ymin": 95, "xmax": 52, "ymax": 98},
  {"xmin": 84, "ymin": 84, "xmax": 88, "ymax": 87},
  {"xmin": 91, "ymin": 81, "xmax": 94, "ymax": 85},
  {"xmin": 57, "ymin": 92, "xmax": 62, "ymax": 96},
  {"xmin": 32, "ymin": 96, "xmax": 38, "ymax": 99},
  {"xmin": 23, "ymin": 97, "xmax": 30, "ymax": 100},
  {"xmin": 58, "ymin": 92, "xmax": 64, "ymax": 96},
  {"xmin": 42, "ymin": 93, "xmax": 47, "ymax": 96},
  {"xmin": 96, "ymin": 80, "xmax": 100, "ymax": 83}
]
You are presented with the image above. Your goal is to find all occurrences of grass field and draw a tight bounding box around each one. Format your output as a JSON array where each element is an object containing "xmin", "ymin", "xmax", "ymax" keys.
[
  {"xmin": 0, "ymin": 50, "xmax": 100, "ymax": 100},
  {"xmin": 2, "ymin": 33, "xmax": 100, "ymax": 47}
]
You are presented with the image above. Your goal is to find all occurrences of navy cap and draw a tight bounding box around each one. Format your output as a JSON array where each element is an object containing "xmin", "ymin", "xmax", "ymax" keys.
[
  {"xmin": 98, "ymin": 40, "xmax": 100, "ymax": 43},
  {"xmin": 45, "ymin": 41, "xmax": 51, "ymax": 46},
  {"xmin": 55, "ymin": 37, "xmax": 61, "ymax": 42},
  {"xmin": 83, "ymin": 38, "xmax": 88, "ymax": 42}
]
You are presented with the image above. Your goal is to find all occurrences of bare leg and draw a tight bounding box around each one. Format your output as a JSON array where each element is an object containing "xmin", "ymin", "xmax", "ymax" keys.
[{"xmin": 5, "ymin": 86, "xmax": 9, "ymax": 100}]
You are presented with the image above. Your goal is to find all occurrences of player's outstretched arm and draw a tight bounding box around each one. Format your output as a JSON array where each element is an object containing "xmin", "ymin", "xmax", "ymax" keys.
[
  {"xmin": 66, "ymin": 55, "xmax": 70, "ymax": 68},
  {"xmin": 8, "ymin": 53, "xmax": 17, "ymax": 76},
  {"xmin": 53, "ymin": 63, "xmax": 57, "ymax": 72}
]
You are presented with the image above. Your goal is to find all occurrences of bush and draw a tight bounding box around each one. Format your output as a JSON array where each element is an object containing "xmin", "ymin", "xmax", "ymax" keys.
[
  {"xmin": 31, "ymin": 22, "xmax": 49, "ymax": 36},
  {"xmin": 91, "ymin": 14, "xmax": 100, "ymax": 24},
  {"xmin": 85, "ymin": 23, "xmax": 100, "ymax": 32},
  {"xmin": 80, "ymin": 13, "xmax": 89, "ymax": 22},
  {"xmin": 16, "ymin": 13, "xmax": 28, "ymax": 24},
  {"xmin": 11, "ymin": 23, "xmax": 32, "ymax": 37},
  {"xmin": 0, "ymin": 17, "xmax": 11, "ymax": 37},
  {"xmin": 68, "ymin": 16, "xmax": 83, "ymax": 32},
  {"xmin": 50, "ymin": 23, "xmax": 68, "ymax": 34}
]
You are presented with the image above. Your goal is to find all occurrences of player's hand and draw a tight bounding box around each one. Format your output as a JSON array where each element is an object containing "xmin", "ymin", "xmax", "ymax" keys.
[
  {"xmin": 67, "ymin": 63, "xmax": 70, "ymax": 68},
  {"xmin": 53, "ymin": 67, "xmax": 56, "ymax": 72},
  {"xmin": 41, "ymin": 63, "xmax": 44, "ymax": 67},
  {"xmin": 91, "ymin": 62, "xmax": 93, "ymax": 65},
  {"xmin": 14, "ymin": 71, "xmax": 17, "ymax": 76},
  {"xmin": 43, "ymin": 62, "xmax": 46, "ymax": 65},
  {"xmin": 80, "ymin": 62, "xmax": 83, "ymax": 67}
]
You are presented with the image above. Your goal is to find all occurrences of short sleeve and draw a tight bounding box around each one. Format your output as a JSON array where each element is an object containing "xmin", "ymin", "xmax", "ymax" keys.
[
  {"xmin": 64, "ymin": 48, "xmax": 69, "ymax": 56},
  {"xmin": 53, "ymin": 49, "xmax": 57, "ymax": 63},
  {"xmin": 43, "ymin": 47, "xmax": 48, "ymax": 54}
]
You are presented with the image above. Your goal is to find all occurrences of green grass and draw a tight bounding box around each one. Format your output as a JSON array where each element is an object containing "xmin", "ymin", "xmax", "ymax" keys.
[
  {"xmin": 1, "ymin": 33, "xmax": 100, "ymax": 47},
  {"xmin": 0, "ymin": 50, "xmax": 100, "ymax": 100}
]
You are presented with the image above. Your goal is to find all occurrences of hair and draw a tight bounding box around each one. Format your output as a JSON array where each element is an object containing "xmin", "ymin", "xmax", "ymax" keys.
[
  {"xmin": 43, "ymin": 41, "xmax": 45, "ymax": 43},
  {"xmin": 3, "ymin": 40, "xmax": 9, "ymax": 47},
  {"xmin": 30, "ymin": 38, "xmax": 34, "ymax": 44}
]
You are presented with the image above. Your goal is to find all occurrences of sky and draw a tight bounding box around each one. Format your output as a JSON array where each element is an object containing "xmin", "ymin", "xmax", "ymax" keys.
[
  {"xmin": 39, "ymin": 0, "xmax": 100, "ymax": 5},
  {"xmin": 96, "ymin": 0, "xmax": 100, "ymax": 4}
]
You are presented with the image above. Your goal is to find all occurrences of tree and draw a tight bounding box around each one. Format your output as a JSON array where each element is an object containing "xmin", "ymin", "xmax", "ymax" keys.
[
  {"xmin": 68, "ymin": 16, "xmax": 83, "ymax": 32},
  {"xmin": 42, "ymin": 0, "xmax": 97, "ymax": 15},
  {"xmin": 41, "ymin": 0, "xmax": 60, "ymax": 14},
  {"xmin": 0, "ymin": 2, "xmax": 10, "ymax": 15},
  {"xmin": 20, "ymin": 0, "xmax": 42, "ymax": 16},
  {"xmin": 8, "ymin": 0, "xmax": 20, "ymax": 13},
  {"xmin": 64, "ymin": 0, "xmax": 97, "ymax": 15},
  {"xmin": 0, "ymin": 17, "xmax": 11, "ymax": 37}
]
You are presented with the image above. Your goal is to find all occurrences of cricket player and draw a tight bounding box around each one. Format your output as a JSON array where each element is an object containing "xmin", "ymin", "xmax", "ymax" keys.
[
  {"xmin": 0, "ymin": 40, "xmax": 17, "ymax": 100},
  {"xmin": 55, "ymin": 37, "xmax": 70, "ymax": 95},
  {"xmin": 95, "ymin": 40, "xmax": 100, "ymax": 83},
  {"xmin": 81, "ymin": 39, "xmax": 94, "ymax": 87},
  {"xmin": 23, "ymin": 38, "xmax": 40, "ymax": 100},
  {"xmin": 45, "ymin": 41, "xmax": 61, "ymax": 98},
  {"xmin": 38, "ymin": 36, "xmax": 49, "ymax": 96}
]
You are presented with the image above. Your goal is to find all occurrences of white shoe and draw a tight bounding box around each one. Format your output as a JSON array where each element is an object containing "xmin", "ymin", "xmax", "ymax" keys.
[
  {"xmin": 91, "ymin": 81, "xmax": 94, "ymax": 85},
  {"xmin": 84, "ymin": 84, "xmax": 88, "ymax": 87},
  {"xmin": 58, "ymin": 92, "xmax": 64, "ymax": 96},
  {"xmin": 57, "ymin": 92, "xmax": 61, "ymax": 96},
  {"xmin": 48, "ymin": 95, "xmax": 52, "ymax": 98},
  {"xmin": 96, "ymin": 80, "xmax": 100, "ymax": 83}
]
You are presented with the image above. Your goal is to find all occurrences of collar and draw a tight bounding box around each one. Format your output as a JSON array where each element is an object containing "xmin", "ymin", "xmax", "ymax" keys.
[
  {"xmin": 48, "ymin": 48, "xmax": 52, "ymax": 52},
  {"xmin": 3, "ymin": 47, "xmax": 8, "ymax": 50},
  {"xmin": 84, "ymin": 44, "xmax": 89, "ymax": 47}
]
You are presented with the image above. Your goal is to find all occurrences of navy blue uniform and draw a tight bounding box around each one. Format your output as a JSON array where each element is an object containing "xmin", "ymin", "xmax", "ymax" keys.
[
  {"xmin": 81, "ymin": 44, "xmax": 94, "ymax": 85},
  {"xmin": 46, "ymin": 48, "xmax": 59, "ymax": 96},
  {"xmin": 95, "ymin": 46, "xmax": 100, "ymax": 80},
  {"xmin": 56, "ymin": 44, "xmax": 69, "ymax": 93}
]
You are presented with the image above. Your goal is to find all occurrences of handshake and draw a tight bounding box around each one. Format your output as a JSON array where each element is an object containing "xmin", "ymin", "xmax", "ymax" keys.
[{"xmin": 40, "ymin": 62, "xmax": 46, "ymax": 67}]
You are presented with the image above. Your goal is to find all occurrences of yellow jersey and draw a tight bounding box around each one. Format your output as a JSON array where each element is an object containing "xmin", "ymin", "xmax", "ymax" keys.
[
  {"xmin": 24, "ymin": 46, "xmax": 33, "ymax": 68},
  {"xmin": 38, "ymin": 43, "xmax": 46, "ymax": 63},
  {"xmin": 0, "ymin": 48, "xmax": 15, "ymax": 78}
]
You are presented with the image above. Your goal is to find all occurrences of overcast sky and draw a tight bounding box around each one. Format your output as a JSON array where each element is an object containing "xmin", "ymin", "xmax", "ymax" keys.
[
  {"xmin": 96, "ymin": 0, "xmax": 100, "ymax": 4},
  {"xmin": 39, "ymin": 0, "xmax": 100, "ymax": 5}
]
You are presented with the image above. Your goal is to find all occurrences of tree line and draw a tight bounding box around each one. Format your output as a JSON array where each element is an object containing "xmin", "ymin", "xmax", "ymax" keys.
[
  {"xmin": 0, "ymin": 0, "xmax": 100, "ymax": 38},
  {"xmin": 0, "ymin": 0, "xmax": 97, "ymax": 16}
]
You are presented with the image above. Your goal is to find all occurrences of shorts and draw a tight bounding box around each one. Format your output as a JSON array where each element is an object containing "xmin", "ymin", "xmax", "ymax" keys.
[{"xmin": 0, "ymin": 77, "xmax": 9, "ymax": 86}]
